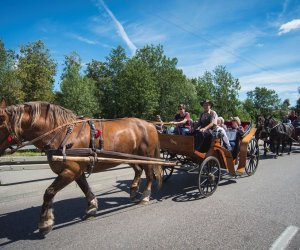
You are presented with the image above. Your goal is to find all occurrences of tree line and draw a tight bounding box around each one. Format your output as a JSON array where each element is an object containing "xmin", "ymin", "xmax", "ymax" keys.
[{"xmin": 1, "ymin": 39, "xmax": 299, "ymax": 121}]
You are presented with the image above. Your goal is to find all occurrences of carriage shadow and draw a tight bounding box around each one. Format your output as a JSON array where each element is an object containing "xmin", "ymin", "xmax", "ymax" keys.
[{"xmin": 148, "ymin": 170, "xmax": 237, "ymax": 203}]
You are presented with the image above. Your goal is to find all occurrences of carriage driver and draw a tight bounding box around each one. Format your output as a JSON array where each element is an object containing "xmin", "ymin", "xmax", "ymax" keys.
[{"xmin": 194, "ymin": 99, "xmax": 218, "ymax": 151}]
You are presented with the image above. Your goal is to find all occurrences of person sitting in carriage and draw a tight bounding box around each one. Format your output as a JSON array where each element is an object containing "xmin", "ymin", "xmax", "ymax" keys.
[
  {"xmin": 169, "ymin": 104, "xmax": 191, "ymax": 135},
  {"xmin": 194, "ymin": 99, "xmax": 218, "ymax": 151},
  {"xmin": 227, "ymin": 116, "xmax": 244, "ymax": 153},
  {"xmin": 216, "ymin": 117, "xmax": 232, "ymax": 151},
  {"xmin": 155, "ymin": 114, "xmax": 164, "ymax": 133}
]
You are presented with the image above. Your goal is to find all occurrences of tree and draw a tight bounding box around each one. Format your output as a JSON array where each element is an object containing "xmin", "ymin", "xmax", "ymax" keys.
[
  {"xmin": 116, "ymin": 58, "xmax": 158, "ymax": 118},
  {"xmin": 58, "ymin": 52, "xmax": 98, "ymax": 117},
  {"xmin": 86, "ymin": 59, "xmax": 107, "ymax": 115},
  {"xmin": 17, "ymin": 40, "xmax": 56, "ymax": 102},
  {"xmin": 246, "ymin": 87, "xmax": 281, "ymax": 117},
  {"xmin": 195, "ymin": 66, "xmax": 242, "ymax": 120},
  {"xmin": 134, "ymin": 44, "xmax": 197, "ymax": 120},
  {"xmin": 101, "ymin": 46, "xmax": 128, "ymax": 118},
  {"xmin": 295, "ymin": 98, "xmax": 300, "ymax": 115},
  {"xmin": 0, "ymin": 40, "xmax": 25, "ymax": 104}
]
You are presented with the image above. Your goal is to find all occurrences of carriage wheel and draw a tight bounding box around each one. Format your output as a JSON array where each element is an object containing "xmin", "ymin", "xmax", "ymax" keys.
[
  {"xmin": 198, "ymin": 156, "xmax": 221, "ymax": 197},
  {"xmin": 161, "ymin": 151, "xmax": 175, "ymax": 182},
  {"xmin": 245, "ymin": 137, "xmax": 259, "ymax": 176}
]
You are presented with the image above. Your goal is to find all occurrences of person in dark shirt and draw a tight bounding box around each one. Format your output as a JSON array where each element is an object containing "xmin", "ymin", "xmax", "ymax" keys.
[
  {"xmin": 194, "ymin": 99, "xmax": 218, "ymax": 151},
  {"xmin": 169, "ymin": 104, "xmax": 191, "ymax": 135}
]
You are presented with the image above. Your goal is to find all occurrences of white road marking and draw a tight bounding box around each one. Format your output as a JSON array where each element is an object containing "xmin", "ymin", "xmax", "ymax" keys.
[{"xmin": 270, "ymin": 225, "xmax": 299, "ymax": 250}]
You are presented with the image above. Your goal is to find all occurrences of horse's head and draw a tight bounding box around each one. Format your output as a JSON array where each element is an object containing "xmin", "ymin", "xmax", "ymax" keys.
[
  {"xmin": 0, "ymin": 98, "xmax": 17, "ymax": 156},
  {"xmin": 256, "ymin": 115, "xmax": 265, "ymax": 129}
]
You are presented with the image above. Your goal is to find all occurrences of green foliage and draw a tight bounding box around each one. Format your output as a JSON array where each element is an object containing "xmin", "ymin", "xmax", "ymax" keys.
[
  {"xmin": 16, "ymin": 40, "xmax": 56, "ymax": 102},
  {"xmin": 116, "ymin": 58, "xmax": 158, "ymax": 118},
  {"xmin": 134, "ymin": 44, "xmax": 197, "ymax": 121},
  {"xmin": 295, "ymin": 98, "xmax": 300, "ymax": 115},
  {"xmin": 246, "ymin": 87, "xmax": 281, "ymax": 117},
  {"xmin": 0, "ymin": 40, "xmax": 25, "ymax": 104},
  {"xmin": 195, "ymin": 66, "xmax": 242, "ymax": 120},
  {"xmin": 59, "ymin": 52, "xmax": 99, "ymax": 117}
]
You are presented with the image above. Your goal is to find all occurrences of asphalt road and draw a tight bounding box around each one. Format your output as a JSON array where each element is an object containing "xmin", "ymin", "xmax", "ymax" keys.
[{"xmin": 0, "ymin": 146, "xmax": 299, "ymax": 250}]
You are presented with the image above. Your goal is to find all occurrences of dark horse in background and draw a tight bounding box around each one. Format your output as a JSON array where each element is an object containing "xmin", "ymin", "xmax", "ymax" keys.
[
  {"xmin": 0, "ymin": 98, "xmax": 163, "ymax": 235},
  {"xmin": 256, "ymin": 115, "xmax": 295, "ymax": 157},
  {"xmin": 255, "ymin": 115, "xmax": 270, "ymax": 156},
  {"xmin": 267, "ymin": 117, "xmax": 295, "ymax": 157},
  {"xmin": 265, "ymin": 116, "xmax": 295, "ymax": 157}
]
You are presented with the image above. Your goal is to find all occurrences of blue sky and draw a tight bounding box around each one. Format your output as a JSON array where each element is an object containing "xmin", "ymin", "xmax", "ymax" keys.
[{"xmin": 1, "ymin": 0, "xmax": 300, "ymax": 105}]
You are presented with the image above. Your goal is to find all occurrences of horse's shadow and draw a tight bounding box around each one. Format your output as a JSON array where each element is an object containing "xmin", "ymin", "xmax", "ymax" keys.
[
  {"xmin": 0, "ymin": 187, "xmax": 134, "ymax": 246},
  {"xmin": 0, "ymin": 169, "xmax": 238, "ymax": 246}
]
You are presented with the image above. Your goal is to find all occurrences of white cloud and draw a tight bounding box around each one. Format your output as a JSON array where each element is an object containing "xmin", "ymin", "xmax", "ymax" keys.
[
  {"xmin": 179, "ymin": 31, "xmax": 258, "ymax": 77},
  {"xmin": 69, "ymin": 33, "xmax": 97, "ymax": 45},
  {"xmin": 239, "ymin": 69, "xmax": 300, "ymax": 91},
  {"xmin": 128, "ymin": 23, "xmax": 167, "ymax": 46},
  {"xmin": 278, "ymin": 19, "xmax": 300, "ymax": 35},
  {"xmin": 97, "ymin": 0, "xmax": 137, "ymax": 55}
]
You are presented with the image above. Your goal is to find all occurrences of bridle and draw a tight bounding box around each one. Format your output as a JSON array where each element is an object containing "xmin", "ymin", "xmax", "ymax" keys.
[{"xmin": 2, "ymin": 119, "xmax": 23, "ymax": 148}]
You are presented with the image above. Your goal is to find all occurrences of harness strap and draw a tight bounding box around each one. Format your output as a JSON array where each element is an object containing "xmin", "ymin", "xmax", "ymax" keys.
[
  {"xmin": 65, "ymin": 121, "xmax": 86, "ymax": 149},
  {"xmin": 44, "ymin": 127, "xmax": 64, "ymax": 151},
  {"xmin": 60, "ymin": 124, "xmax": 75, "ymax": 161},
  {"xmin": 98, "ymin": 120, "xmax": 104, "ymax": 150},
  {"xmin": 86, "ymin": 120, "xmax": 98, "ymax": 177}
]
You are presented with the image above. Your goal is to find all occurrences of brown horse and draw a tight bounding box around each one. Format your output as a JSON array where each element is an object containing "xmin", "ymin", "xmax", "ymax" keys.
[{"xmin": 0, "ymin": 98, "xmax": 162, "ymax": 235}]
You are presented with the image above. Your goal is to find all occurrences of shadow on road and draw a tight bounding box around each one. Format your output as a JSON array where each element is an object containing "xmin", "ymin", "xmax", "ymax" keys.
[
  {"xmin": 0, "ymin": 167, "xmax": 240, "ymax": 246},
  {"xmin": 0, "ymin": 187, "xmax": 134, "ymax": 246}
]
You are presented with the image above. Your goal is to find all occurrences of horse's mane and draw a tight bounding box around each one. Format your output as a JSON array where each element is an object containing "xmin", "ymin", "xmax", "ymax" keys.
[{"xmin": 6, "ymin": 102, "xmax": 77, "ymax": 136}]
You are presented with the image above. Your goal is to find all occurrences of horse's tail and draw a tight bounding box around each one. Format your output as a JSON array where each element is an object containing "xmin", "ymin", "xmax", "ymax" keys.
[{"xmin": 153, "ymin": 141, "xmax": 163, "ymax": 189}]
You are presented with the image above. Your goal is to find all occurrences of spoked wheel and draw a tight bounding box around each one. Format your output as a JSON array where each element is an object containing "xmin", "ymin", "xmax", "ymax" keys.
[
  {"xmin": 198, "ymin": 156, "xmax": 221, "ymax": 197},
  {"xmin": 161, "ymin": 151, "xmax": 175, "ymax": 182},
  {"xmin": 245, "ymin": 137, "xmax": 259, "ymax": 176}
]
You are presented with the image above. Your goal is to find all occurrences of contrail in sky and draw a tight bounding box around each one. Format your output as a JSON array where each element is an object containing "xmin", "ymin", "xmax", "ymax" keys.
[{"xmin": 98, "ymin": 0, "xmax": 137, "ymax": 54}]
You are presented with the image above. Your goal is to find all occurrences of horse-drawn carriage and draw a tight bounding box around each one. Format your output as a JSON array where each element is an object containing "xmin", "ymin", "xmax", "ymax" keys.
[
  {"xmin": 0, "ymin": 98, "xmax": 259, "ymax": 236},
  {"xmin": 159, "ymin": 122, "xmax": 259, "ymax": 197}
]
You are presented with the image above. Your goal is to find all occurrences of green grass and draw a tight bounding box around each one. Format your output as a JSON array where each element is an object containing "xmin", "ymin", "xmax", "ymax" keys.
[{"xmin": 4, "ymin": 151, "xmax": 46, "ymax": 157}]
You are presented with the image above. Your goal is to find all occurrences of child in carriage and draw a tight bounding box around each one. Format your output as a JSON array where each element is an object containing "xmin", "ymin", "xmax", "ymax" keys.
[
  {"xmin": 227, "ymin": 116, "xmax": 244, "ymax": 153},
  {"xmin": 216, "ymin": 117, "xmax": 232, "ymax": 151}
]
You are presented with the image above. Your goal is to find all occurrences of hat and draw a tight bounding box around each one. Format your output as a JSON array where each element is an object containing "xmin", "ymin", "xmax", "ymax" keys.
[
  {"xmin": 231, "ymin": 116, "xmax": 241, "ymax": 126},
  {"xmin": 200, "ymin": 99, "xmax": 213, "ymax": 107}
]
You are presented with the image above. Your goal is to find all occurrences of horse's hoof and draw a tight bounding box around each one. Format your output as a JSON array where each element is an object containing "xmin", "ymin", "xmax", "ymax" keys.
[
  {"xmin": 82, "ymin": 213, "xmax": 96, "ymax": 220},
  {"xmin": 39, "ymin": 225, "xmax": 53, "ymax": 236},
  {"xmin": 139, "ymin": 200, "xmax": 150, "ymax": 205},
  {"xmin": 86, "ymin": 207, "xmax": 97, "ymax": 216},
  {"xmin": 130, "ymin": 197, "xmax": 140, "ymax": 203}
]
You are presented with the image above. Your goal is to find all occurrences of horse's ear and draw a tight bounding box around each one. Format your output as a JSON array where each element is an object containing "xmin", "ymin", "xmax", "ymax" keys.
[{"xmin": 0, "ymin": 97, "xmax": 7, "ymax": 109}]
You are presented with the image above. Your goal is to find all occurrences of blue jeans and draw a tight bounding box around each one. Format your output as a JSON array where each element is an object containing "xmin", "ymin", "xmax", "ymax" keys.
[{"xmin": 168, "ymin": 127, "xmax": 190, "ymax": 135}]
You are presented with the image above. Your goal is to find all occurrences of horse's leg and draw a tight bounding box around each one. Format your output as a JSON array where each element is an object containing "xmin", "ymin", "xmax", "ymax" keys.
[
  {"xmin": 139, "ymin": 165, "xmax": 153, "ymax": 205},
  {"xmin": 277, "ymin": 141, "xmax": 281, "ymax": 156},
  {"xmin": 75, "ymin": 173, "xmax": 98, "ymax": 218},
  {"xmin": 263, "ymin": 141, "xmax": 267, "ymax": 156},
  {"xmin": 281, "ymin": 140, "xmax": 286, "ymax": 155},
  {"xmin": 130, "ymin": 164, "xmax": 143, "ymax": 202},
  {"xmin": 38, "ymin": 168, "xmax": 77, "ymax": 236},
  {"xmin": 288, "ymin": 139, "xmax": 292, "ymax": 155}
]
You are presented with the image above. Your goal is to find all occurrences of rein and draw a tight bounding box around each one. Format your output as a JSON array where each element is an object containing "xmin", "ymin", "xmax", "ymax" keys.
[{"xmin": 8, "ymin": 118, "xmax": 107, "ymax": 154}]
